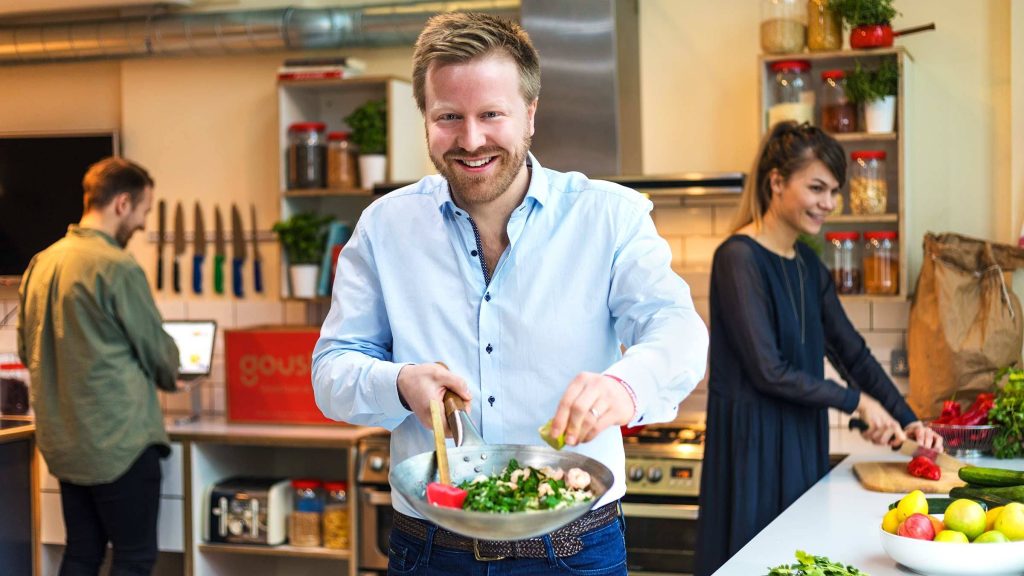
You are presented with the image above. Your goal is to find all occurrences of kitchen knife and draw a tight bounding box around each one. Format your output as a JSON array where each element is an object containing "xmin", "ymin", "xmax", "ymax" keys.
[
  {"xmin": 213, "ymin": 206, "xmax": 226, "ymax": 295},
  {"xmin": 848, "ymin": 418, "xmax": 965, "ymax": 469},
  {"xmin": 156, "ymin": 199, "xmax": 166, "ymax": 290},
  {"xmin": 250, "ymin": 204, "xmax": 263, "ymax": 293},
  {"xmin": 173, "ymin": 202, "xmax": 186, "ymax": 294},
  {"xmin": 231, "ymin": 204, "xmax": 246, "ymax": 298},
  {"xmin": 192, "ymin": 202, "xmax": 206, "ymax": 294}
]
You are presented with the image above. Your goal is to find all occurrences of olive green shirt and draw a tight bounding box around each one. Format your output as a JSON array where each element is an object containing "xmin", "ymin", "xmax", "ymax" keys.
[{"xmin": 18, "ymin": 226, "xmax": 179, "ymax": 485}]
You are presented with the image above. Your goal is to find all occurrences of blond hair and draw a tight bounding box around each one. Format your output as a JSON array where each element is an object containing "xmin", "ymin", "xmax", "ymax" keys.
[{"xmin": 412, "ymin": 12, "xmax": 540, "ymax": 113}]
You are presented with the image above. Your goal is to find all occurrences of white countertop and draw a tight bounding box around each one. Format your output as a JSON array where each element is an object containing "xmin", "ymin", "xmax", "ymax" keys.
[{"xmin": 713, "ymin": 428, "xmax": 1024, "ymax": 575}]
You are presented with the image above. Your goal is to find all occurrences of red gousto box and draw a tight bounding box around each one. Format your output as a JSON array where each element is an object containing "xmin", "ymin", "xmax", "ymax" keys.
[{"xmin": 225, "ymin": 325, "xmax": 346, "ymax": 425}]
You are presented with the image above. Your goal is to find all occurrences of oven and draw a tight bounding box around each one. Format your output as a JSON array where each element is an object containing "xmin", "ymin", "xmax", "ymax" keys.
[
  {"xmin": 357, "ymin": 435, "xmax": 392, "ymax": 576},
  {"xmin": 622, "ymin": 425, "xmax": 704, "ymax": 576}
]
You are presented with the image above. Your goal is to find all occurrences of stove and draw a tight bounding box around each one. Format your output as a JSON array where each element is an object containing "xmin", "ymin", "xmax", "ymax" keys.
[{"xmin": 622, "ymin": 424, "xmax": 704, "ymax": 498}]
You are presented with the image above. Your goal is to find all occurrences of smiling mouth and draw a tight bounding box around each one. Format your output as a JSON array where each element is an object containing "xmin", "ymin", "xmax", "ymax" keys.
[{"xmin": 455, "ymin": 156, "xmax": 496, "ymax": 168}]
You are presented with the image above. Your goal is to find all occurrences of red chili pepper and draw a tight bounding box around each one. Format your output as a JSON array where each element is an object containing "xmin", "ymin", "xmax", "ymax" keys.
[
  {"xmin": 940, "ymin": 399, "xmax": 962, "ymax": 418},
  {"xmin": 907, "ymin": 456, "xmax": 941, "ymax": 481},
  {"xmin": 426, "ymin": 482, "xmax": 468, "ymax": 508}
]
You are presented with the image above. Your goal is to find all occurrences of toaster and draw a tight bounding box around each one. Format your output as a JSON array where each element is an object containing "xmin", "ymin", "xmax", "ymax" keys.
[{"xmin": 204, "ymin": 477, "xmax": 292, "ymax": 545}]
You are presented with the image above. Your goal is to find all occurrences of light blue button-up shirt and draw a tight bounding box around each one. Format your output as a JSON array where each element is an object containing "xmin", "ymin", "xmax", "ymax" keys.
[{"xmin": 312, "ymin": 154, "xmax": 708, "ymax": 516}]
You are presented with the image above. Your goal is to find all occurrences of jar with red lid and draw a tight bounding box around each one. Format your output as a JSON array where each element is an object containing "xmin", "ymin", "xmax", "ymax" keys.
[
  {"xmin": 768, "ymin": 60, "xmax": 814, "ymax": 128},
  {"xmin": 290, "ymin": 478, "xmax": 323, "ymax": 547},
  {"xmin": 821, "ymin": 70, "xmax": 856, "ymax": 134},
  {"xmin": 825, "ymin": 231, "xmax": 861, "ymax": 294},
  {"xmin": 863, "ymin": 231, "xmax": 898, "ymax": 295},
  {"xmin": 287, "ymin": 122, "xmax": 327, "ymax": 189},
  {"xmin": 849, "ymin": 150, "xmax": 887, "ymax": 215},
  {"xmin": 761, "ymin": 0, "xmax": 806, "ymax": 54},
  {"xmin": 321, "ymin": 481, "xmax": 349, "ymax": 550}
]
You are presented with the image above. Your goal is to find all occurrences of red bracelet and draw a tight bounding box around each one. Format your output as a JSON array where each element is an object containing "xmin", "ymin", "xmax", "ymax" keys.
[{"xmin": 604, "ymin": 373, "xmax": 639, "ymax": 423}]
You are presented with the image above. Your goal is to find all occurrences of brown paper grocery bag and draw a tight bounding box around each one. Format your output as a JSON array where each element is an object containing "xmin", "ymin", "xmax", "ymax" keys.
[{"xmin": 908, "ymin": 233, "xmax": 1024, "ymax": 419}]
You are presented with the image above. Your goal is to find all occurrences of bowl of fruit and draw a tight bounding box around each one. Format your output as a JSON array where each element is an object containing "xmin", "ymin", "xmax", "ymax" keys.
[{"xmin": 879, "ymin": 491, "xmax": 1024, "ymax": 576}]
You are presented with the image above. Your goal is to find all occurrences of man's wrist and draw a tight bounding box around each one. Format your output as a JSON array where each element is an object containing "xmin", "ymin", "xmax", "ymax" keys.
[
  {"xmin": 396, "ymin": 364, "xmax": 412, "ymax": 411},
  {"xmin": 604, "ymin": 373, "xmax": 639, "ymax": 424}
]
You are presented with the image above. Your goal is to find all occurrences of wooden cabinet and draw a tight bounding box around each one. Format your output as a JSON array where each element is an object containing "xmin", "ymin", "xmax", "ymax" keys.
[
  {"xmin": 760, "ymin": 47, "xmax": 912, "ymax": 299},
  {"xmin": 277, "ymin": 76, "xmax": 429, "ymax": 300}
]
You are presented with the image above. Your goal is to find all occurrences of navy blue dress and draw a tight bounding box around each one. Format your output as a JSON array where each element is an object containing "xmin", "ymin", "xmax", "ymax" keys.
[{"xmin": 694, "ymin": 236, "xmax": 917, "ymax": 576}]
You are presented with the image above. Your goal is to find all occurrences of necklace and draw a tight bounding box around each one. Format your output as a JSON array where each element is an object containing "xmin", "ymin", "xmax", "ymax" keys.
[{"xmin": 779, "ymin": 253, "xmax": 806, "ymax": 344}]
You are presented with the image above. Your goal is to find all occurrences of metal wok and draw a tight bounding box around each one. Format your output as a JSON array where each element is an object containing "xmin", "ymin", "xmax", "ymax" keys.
[{"xmin": 389, "ymin": 407, "xmax": 615, "ymax": 540}]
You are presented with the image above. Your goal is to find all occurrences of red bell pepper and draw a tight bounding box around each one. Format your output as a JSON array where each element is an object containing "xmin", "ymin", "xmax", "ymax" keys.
[
  {"xmin": 953, "ymin": 393, "xmax": 995, "ymax": 426},
  {"xmin": 907, "ymin": 456, "xmax": 941, "ymax": 481},
  {"xmin": 932, "ymin": 399, "xmax": 962, "ymax": 424},
  {"xmin": 426, "ymin": 482, "xmax": 468, "ymax": 509}
]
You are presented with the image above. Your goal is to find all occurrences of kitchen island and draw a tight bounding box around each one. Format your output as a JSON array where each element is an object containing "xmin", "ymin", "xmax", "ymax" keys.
[
  {"xmin": 0, "ymin": 417, "xmax": 35, "ymax": 576},
  {"xmin": 714, "ymin": 428, "xmax": 1024, "ymax": 575}
]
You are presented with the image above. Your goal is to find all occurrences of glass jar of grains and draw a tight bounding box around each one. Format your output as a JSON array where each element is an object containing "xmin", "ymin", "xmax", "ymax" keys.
[
  {"xmin": 287, "ymin": 122, "xmax": 327, "ymax": 189},
  {"xmin": 825, "ymin": 231, "xmax": 861, "ymax": 295},
  {"xmin": 321, "ymin": 481, "xmax": 349, "ymax": 550},
  {"xmin": 863, "ymin": 231, "xmax": 899, "ymax": 295},
  {"xmin": 849, "ymin": 150, "xmax": 888, "ymax": 215},
  {"xmin": 761, "ymin": 0, "xmax": 806, "ymax": 54},
  {"xmin": 767, "ymin": 60, "xmax": 814, "ymax": 128},
  {"xmin": 807, "ymin": 0, "xmax": 842, "ymax": 52},
  {"xmin": 290, "ymin": 479, "xmax": 323, "ymax": 547}
]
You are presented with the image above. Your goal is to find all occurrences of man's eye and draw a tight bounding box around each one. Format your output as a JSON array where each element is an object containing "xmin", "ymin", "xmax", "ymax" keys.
[
  {"xmin": 482, "ymin": 111, "xmax": 500, "ymax": 119},
  {"xmin": 439, "ymin": 114, "xmax": 459, "ymax": 121}
]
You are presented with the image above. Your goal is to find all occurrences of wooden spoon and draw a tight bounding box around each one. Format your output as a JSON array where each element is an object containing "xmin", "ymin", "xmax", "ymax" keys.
[{"xmin": 430, "ymin": 398, "xmax": 451, "ymax": 485}]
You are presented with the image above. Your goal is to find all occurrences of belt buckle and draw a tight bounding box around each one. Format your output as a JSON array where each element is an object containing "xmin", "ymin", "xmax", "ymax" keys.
[{"xmin": 473, "ymin": 539, "xmax": 506, "ymax": 561}]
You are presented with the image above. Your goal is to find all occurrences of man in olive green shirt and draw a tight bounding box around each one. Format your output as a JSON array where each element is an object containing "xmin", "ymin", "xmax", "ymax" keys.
[{"xmin": 18, "ymin": 157, "xmax": 179, "ymax": 576}]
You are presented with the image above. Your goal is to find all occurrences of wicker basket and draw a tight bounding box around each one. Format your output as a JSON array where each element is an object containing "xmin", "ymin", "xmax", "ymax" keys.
[{"xmin": 927, "ymin": 423, "xmax": 998, "ymax": 457}]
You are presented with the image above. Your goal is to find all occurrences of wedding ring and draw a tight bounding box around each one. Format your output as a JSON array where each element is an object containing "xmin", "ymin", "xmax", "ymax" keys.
[{"xmin": 590, "ymin": 408, "xmax": 601, "ymax": 419}]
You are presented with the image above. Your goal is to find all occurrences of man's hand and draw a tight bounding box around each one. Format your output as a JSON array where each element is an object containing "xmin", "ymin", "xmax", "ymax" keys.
[
  {"xmin": 855, "ymin": 394, "xmax": 906, "ymax": 447},
  {"xmin": 548, "ymin": 372, "xmax": 635, "ymax": 446},
  {"xmin": 396, "ymin": 363, "xmax": 472, "ymax": 433}
]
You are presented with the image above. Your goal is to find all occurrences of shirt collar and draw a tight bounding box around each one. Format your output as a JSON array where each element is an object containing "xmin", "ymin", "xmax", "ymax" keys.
[
  {"xmin": 68, "ymin": 224, "xmax": 119, "ymax": 247},
  {"xmin": 433, "ymin": 151, "xmax": 549, "ymax": 215}
]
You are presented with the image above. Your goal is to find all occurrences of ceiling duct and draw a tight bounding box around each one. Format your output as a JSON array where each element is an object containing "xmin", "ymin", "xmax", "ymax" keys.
[{"xmin": 0, "ymin": 0, "xmax": 519, "ymax": 65}]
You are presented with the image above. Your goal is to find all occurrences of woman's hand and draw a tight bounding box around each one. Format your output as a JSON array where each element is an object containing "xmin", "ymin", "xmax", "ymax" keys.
[
  {"xmin": 855, "ymin": 394, "xmax": 906, "ymax": 446},
  {"xmin": 905, "ymin": 421, "xmax": 944, "ymax": 451}
]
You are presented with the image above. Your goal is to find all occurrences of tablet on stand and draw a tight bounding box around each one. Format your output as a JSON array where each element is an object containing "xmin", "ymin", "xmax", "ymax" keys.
[{"xmin": 162, "ymin": 320, "xmax": 217, "ymax": 424}]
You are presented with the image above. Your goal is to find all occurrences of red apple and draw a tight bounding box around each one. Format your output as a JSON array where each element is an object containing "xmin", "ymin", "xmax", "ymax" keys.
[{"xmin": 897, "ymin": 513, "xmax": 937, "ymax": 541}]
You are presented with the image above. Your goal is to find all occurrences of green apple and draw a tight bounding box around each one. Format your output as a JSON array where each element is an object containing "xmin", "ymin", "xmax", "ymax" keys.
[
  {"xmin": 934, "ymin": 530, "xmax": 968, "ymax": 543},
  {"xmin": 973, "ymin": 530, "xmax": 1010, "ymax": 544}
]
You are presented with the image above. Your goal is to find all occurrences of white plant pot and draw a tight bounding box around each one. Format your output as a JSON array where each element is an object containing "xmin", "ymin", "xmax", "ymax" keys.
[
  {"xmin": 358, "ymin": 154, "xmax": 387, "ymax": 190},
  {"xmin": 289, "ymin": 264, "xmax": 320, "ymax": 299},
  {"xmin": 864, "ymin": 95, "xmax": 896, "ymax": 133}
]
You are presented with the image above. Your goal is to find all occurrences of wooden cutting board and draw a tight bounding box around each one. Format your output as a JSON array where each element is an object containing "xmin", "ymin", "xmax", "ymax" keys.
[{"xmin": 852, "ymin": 461, "xmax": 967, "ymax": 494}]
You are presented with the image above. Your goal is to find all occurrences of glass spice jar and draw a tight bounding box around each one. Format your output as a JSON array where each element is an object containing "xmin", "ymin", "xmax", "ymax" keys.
[
  {"xmin": 321, "ymin": 481, "xmax": 349, "ymax": 550},
  {"xmin": 761, "ymin": 0, "xmax": 806, "ymax": 54},
  {"xmin": 767, "ymin": 60, "xmax": 814, "ymax": 128},
  {"xmin": 821, "ymin": 70, "xmax": 857, "ymax": 134},
  {"xmin": 287, "ymin": 122, "xmax": 327, "ymax": 189},
  {"xmin": 326, "ymin": 132, "xmax": 358, "ymax": 190},
  {"xmin": 825, "ymin": 231, "xmax": 861, "ymax": 294},
  {"xmin": 863, "ymin": 231, "xmax": 899, "ymax": 295},
  {"xmin": 290, "ymin": 479, "xmax": 323, "ymax": 547},
  {"xmin": 807, "ymin": 0, "xmax": 842, "ymax": 52},
  {"xmin": 849, "ymin": 150, "xmax": 888, "ymax": 215}
]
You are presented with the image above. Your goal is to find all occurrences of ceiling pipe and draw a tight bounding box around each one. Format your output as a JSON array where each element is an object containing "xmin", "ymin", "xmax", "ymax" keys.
[{"xmin": 0, "ymin": 0, "xmax": 519, "ymax": 65}]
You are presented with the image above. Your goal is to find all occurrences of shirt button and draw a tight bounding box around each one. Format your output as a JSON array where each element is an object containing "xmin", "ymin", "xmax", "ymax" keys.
[
  {"xmin": 488, "ymin": 396, "xmax": 496, "ymax": 406},
  {"xmin": 471, "ymin": 250, "xmax": 478, "ymax": 257},
  {"xmin": 485, "ymin": 344, "xmax": 493, "ymax": 354},
  {"xmin": 484, "ymin": 293, "xmax": 491, "ymax": 302},
  {"xmin": 455, "ymin": 211, "xmax": 462, "ymax": 216}
]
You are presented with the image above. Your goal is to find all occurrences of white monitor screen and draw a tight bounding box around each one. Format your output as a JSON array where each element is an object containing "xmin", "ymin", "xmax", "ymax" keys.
[{"xmin": 162, "ymin": 320, "xmax": 216, "ymax": 378}]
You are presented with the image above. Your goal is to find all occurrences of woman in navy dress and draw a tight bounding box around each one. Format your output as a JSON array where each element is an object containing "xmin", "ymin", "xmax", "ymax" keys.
[{"xmin": 694, "ymin": 122, "xmax": 943, "ymax": 576}]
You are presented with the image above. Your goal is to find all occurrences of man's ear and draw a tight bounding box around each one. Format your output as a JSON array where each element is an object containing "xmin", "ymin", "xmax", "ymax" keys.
[
  {"xmin": 527, "ymin": 98, "xmax": 538, "ymax": 137},
  {"xmin": 113, "ymin": 192, "xmax": 132, "ymax": 216}
]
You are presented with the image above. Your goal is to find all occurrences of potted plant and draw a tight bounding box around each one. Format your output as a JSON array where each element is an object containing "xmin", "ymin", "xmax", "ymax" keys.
[
  {"xmin": 828, "ymin": 0, "xmax": 899, "ymax": 49},
  {"xmin": 272, "ymin": 212, "xmax": 331, "ymax": 298},
  {"xmin": 845, "ymin": 60, "xmax": 898, "ymax": 133},
  {"xmin": 344, "ymin": 98, "xmax": 388, "ymax": 190}
]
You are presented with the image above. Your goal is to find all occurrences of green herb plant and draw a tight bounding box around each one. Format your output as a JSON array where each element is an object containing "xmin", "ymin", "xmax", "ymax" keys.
[
  {"xmin": 989, "ymin": 366, "xmax": 1024, "ymax": 459},
  {"xmin": 457, "ymin": 458, "xmax": 593, "ymax": 513},
  {"xmin": 828, "ymin": 0, "xmax": 899, "ymax": 28},
  {"xmin": 766, "ymin": 550, "xmax": 869, "ymax": 576},
  {"xmin": 343, "ymin": 98, "xmax": 387, "ymax": 155},
  {"xmin": 271, "ymin": 212, "xmax": 331, "ymax": 265},
  {"xmin": 845, "ymin": 60, "xmax": 898, "ymax": 105}
]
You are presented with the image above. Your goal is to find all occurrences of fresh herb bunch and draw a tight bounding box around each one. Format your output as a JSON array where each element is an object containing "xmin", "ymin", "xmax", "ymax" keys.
[
  {"xmin": 457, "ymin": 458, "xmax": 593, "ymax": 513},
  {"xmin": 845, "ymin": 60, "xmax": 899, "ymax": 104},
  {"xmin": 344, "ymin": 98, "xmax": 387, "ymax": 155},
  {"xmin": 828, "ymin": 0, "xmax": 899, "ymax": 28},
  {"xmin": 989, "ymin": 366, "xmax": 1024, "ymax": 459},
  {"xmin": 271, "ymin": 212, "xmax": 331, "ymax": 264},
  {"xmin": 766, "ymin": 550, "xmax": 869, "ymax": 576}
]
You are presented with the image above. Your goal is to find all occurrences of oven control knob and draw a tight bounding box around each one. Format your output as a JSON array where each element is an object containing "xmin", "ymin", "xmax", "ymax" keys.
[
  {"xmin": 646, "ymin": 467, "xmax": 663, "ymax": 483},
  {"xmin": 369, "ymin": 455, "xmax": 386, "ymax": 472},
  {"xmin": 628, "ymin": 465, "xmax": 645, "ymax": 482}
]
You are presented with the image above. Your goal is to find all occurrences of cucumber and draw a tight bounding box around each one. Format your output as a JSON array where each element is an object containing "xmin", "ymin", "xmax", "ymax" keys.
[
  {"xmin": 886, "ymin": 497, "xmax": 982, "ymax": 514},
  {"xmin": 958, "ymin": 465, "xmax": 1024, "ymax": 488},
  {"xmin": 949, "ymin": 486, "xmax": 1021, "ymax": 507}
]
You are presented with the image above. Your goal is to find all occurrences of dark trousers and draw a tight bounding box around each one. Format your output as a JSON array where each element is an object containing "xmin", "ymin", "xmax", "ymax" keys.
[{"xmin": 58, "ymin": 445, "xmax": 162, "ymax": 576}]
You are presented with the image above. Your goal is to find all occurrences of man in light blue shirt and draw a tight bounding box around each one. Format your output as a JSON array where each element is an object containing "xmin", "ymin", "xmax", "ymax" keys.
[{"xmin": 312, "ymin": 11, "xmax": 707, "ymax": 575}]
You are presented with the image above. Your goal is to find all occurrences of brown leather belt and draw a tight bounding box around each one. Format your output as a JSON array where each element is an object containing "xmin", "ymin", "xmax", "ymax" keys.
[{"xmin": 392, "ymin": 502, "xmax": 620, "ymax": 561}]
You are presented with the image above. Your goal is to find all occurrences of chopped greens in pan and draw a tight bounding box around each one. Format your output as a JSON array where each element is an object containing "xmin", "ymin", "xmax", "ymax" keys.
[{"xmin": 456, "ymin": 459, "xmax": 594, "ymax": 513}]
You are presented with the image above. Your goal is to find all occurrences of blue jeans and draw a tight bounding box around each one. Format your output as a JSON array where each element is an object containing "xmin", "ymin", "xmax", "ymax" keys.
[{"xmin": 387, "ymin": 512, "xmax": 628, "ymax": 576}]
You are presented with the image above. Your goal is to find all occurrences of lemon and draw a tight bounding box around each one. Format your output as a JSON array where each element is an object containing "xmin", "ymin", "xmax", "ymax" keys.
[
  {"xmin": 538, "ymin": 420, "xmax": 566, "ymax": 450},
  {"xmin": 881, "ymin": 508, "xmax": 900, "ymax": 534},
  {"xmin": 934, "ymin": 530, "xmax": 968, "ymax": 543},
  {"xmin": 986, "ymin": 506, "xmax": 1004, "ymax": 532},
  {"xmin": 896, "ymin": 490, "xmax": 929, "ymax": 522},
  {"xmin": 943, "ymin": 499, "xmax": 987, "ymax": 541},
  {"xmin": 973, "ymin": 530, "xmax": 1010, "ymax": 544},
  {"xmin": 993, "ymin": 502, "xmax": 1024, "ymax": 541}
]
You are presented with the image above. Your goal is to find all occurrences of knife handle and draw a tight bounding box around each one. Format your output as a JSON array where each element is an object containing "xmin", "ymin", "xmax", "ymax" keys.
[
  {"xmin": 232, "ymin": 258, "xmax": 244, "ymax": 298},
  {"xmin": 173, "ymin": 257, "xmax": 181, "ymax": 294},
  {"xmin": 192, "ymin": 255, "xmax": 205, "ymax": 294},
  {"xmin": 253, "ymin": 259, "xmax": 263, "ymax": 293},
  {"xmin": 156, "ymin": 258, "xmax": 164, "ymax": 290},
  {"xmin": 213, "ymin": 255, "xmax": 225, "ymax": 294},
  {"xmin": 848, "ymin": 418, "xmax": 868, "ymax": 432}
]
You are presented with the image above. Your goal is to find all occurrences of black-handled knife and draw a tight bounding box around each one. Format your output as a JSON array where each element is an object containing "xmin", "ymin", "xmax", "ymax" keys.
[
  {"xmin": 156, "ymin": 199, "xmax": 165, "ymax": 290},
  {"xmin": 848, "ymin": 418, "xmax": 963, "ymax": 468},
  {"xmin": 172, "ymin": 202, "xmax": 185, "ymax": 294}
]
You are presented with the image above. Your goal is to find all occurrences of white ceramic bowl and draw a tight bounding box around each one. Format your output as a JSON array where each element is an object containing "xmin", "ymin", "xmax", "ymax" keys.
[{"xmin": 879, "ymin": 526, "xmax": 1024, "ymax": 576}]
